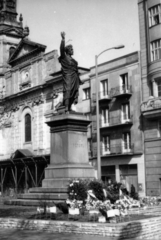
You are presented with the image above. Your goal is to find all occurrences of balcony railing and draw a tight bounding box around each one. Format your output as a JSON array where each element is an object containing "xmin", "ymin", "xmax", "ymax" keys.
[
  {"xmin": 100, "ymin": 114, "xmax": 133, "ymax": 128},
  {"xmin": 110, "ymin": 85, "xmax": 132, "ymax": 98},
  {"xmin": 99, "ymin": 91, "xmax": 111, "ymax": 101},
  {"xmin": 101, "ymin": 143, "xmax": 134, "ymax": 156}
]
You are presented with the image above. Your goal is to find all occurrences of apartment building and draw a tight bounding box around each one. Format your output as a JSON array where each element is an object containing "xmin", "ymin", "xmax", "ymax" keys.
[
  {"xmin": 138, "ymin": 0, "xmax": 161, "ymax": 196},
  {"xmin": 87, "ymin": 52, "xmax": 145, "ymax": 196}
]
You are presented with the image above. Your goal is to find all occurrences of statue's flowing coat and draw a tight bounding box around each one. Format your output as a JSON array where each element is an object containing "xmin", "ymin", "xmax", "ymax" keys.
[{"xmin": 59, "ymin": 40, "xmax": 80, "ymax": 106}]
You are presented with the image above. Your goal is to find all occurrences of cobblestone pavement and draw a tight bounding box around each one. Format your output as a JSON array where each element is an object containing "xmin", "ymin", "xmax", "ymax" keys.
[{"xmin": 0, "ymin": 228, "xmax": 117, "ymax": 240}]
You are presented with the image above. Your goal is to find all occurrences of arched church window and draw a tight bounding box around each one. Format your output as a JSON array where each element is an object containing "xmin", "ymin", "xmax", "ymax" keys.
[{"xmin": 25, "ymin": 113, "xmax": 31, "ymax": 142}]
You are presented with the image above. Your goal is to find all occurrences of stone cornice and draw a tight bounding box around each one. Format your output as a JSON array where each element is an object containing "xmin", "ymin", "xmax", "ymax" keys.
[
  {"xmin": 9, "ymin": 38, "xmax": 46, "ymax": 63},
  {"xmin": 2, "ymin": 72, "xmax": 61, "ymax": 103},
  {"xmin": 45, "ymin": 113, "xmax": 90, "ymax": 133},
  {"xmin": 9, "ymin": 48, "xmax": 43, "ymax": 67},
  {"xmin": 50, "ymin": 124, "xmax": 88, "ymax": 133},
  {"xmin": 4, "ymin": 85, "xmax": 44, "ymax": 101},
  {"xmin": 19, "ymin": 65, "xmax": 31, "ymax": 73},
  {"xmin": 90, "ymin": 51, "xmax": 139, "ymax": 78},
  {"xmin": 90, "ymin": 61, "xmax": 139, "ymax": 79},
  {"xmin": 9, "ymin": 56, "xmax": 43, "ymax": 72},
  {"xmin": 0, "ymin": 27, "xmax": 23, "ymax": 38},
  {"xmin": 4, "ymin": 32, "xmax": 23, "ymax": 38},
  {"xmin": 1, "ymin": 91, "xmax": 44, "ymax": 116}
]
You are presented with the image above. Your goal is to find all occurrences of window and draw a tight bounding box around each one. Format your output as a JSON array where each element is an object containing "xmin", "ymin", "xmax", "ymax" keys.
[
  {"xmin": 25, "ymin": 113, "xmax": 31, "ymax": 142},
  {"xmin": 101, "ymin": 166, "xmax": 115, "ymax": 183},
  {"xmin": 100, "ymin": 79, "xmax": 108, "ymax": 97},
  {"xmin": 151, "ymin": 78, "xmax": 161, "ymax": 97},
  {"xmin": 149, "ymin": 5, "xmax": 161, "ymax": 27},
  {"xmin": 151, "ymin": 39, "xmax": 161, "ymax": 61},
  {"xmin": 101, "ymin": 108, "xmax": 109, "ymax": 126},
  {"xmin": 158, "ymin": 120, "xmax": 161, "ymax": 137},
  {"xmin": 120, "ymin": 164, "xmax": 137, "ymax": 176},
  {"xmin": 120, "ymin": 73, "xmax": 128, "ymax": 92},
  {"xmin": 102, "ymin": 136, "xmax": 110, "ymax": 154},
  {"xmin": 121, "ymin": 103, "xmax": 130, "ymax": 122},
  {"xmin": 122, "ymin": 132, "xmax": 131, "ymax": 152},
  {"xmin": 83, "ymin": 88, "xmax": 90, "ymax": 100}
]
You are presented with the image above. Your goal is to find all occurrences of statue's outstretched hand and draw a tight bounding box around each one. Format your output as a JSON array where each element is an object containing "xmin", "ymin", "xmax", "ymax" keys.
[{"xmin": 61, "ymin": 32, "xmax": 65, "ymax": 40}]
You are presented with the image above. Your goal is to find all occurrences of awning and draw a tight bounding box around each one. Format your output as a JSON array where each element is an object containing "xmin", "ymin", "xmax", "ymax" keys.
[{"xmin": 0, "ymin": 149, "xmax": 50, "ymax": 167}]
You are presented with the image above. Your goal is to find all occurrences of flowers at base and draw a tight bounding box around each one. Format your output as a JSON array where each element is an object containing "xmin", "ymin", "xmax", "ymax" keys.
[
  {"xmin": 115, "ymin": 195, "xmax": 141, "ymax": 210},
  {"xmin": 67, "ymin": 179, "xmax": 161, "ymax": 222},
  {"xmin": 139, "ymin": 196, "xmax": 160, "ymax": 207},
  {"xmin": 37, "ymin": 207, "xmax": 44, "ymax": 213},
  {"xmin": 86, "ymin": 190, "xmax": 112, "ymax": 211},
  {"xmin": 67, "ymin": 179, "xmax": 88, "ymax": 202},
  {"xmin": 66, "ymin": 199, "xmax": 83, "ymax": 209},
  {"xmin": 86, "ymin": 199, "xmax": 102, "ymax": 211},
  {"xmin": 88, "ymin": 180, "xmax": 105, "ymax": 201},
  {"xmin": 87, "ymin": 190, "xmax": 96, "ymax": 199}
]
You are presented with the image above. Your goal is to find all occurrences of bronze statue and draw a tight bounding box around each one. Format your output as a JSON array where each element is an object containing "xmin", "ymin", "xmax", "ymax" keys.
[{"xmin": 59, "ymin": 32, "xmax": 82, "ymax": 112}]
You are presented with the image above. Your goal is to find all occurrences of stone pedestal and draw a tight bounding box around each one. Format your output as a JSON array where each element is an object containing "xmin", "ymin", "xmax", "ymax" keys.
[
  {"xmin": 5, "ymin": 111, "xmax": 95, "ymax": 205},
  {"xmin": 42, "ymin": 111, "xmax": 95, "ymax": 190}
]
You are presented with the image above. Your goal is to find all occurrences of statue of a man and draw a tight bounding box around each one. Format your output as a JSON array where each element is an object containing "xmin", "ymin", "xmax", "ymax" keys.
[{"xmin": 59, "ymin": 32, "xmax": 82, "ymax": 112}]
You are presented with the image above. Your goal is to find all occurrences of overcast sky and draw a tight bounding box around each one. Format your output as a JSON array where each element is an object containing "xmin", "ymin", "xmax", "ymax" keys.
[{"xmin": 17, "ymin": 0, "xmax": 140, "ymax": 68}]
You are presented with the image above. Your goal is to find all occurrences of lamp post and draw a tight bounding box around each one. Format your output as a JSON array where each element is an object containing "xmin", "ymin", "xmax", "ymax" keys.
[{"xmin": 95, "ymin": 45, "xmax": 125, "ymax": 180}]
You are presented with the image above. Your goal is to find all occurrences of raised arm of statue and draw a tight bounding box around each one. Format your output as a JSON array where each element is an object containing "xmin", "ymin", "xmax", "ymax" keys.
[{"xmin": 60, "ymin": 31, "xmax": 66, "ymax": 58}]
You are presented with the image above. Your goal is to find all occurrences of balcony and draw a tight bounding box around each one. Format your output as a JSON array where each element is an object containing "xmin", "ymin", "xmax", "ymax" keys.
[
  {"xmin": 99, "ymin": 91, "xmax": 111, "ymax": 102},
  {"xmin": 110, "ymin": 85, "xmax": 132, "ymax": 98},
  {"xmin": 100, "ymin": 115, "xmax": 133, "ymax": 128},
  {"xmin": 141, "ymin": 97, "xmax": 161, "ymax": 119},
  {"xmin": 101, "ymin": 143, "xmax": 134, "ymax": 157}
]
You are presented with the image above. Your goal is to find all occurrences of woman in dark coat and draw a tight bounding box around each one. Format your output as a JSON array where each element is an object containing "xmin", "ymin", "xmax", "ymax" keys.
[{"xmin": 59, "ymin": 32, "xmax": 82, "ymax": 112}]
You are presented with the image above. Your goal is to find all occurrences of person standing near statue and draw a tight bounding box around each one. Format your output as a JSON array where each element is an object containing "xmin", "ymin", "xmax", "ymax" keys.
[{"xmin": 59, "ymin": 32, "xmax": 82, "ymax": 112}]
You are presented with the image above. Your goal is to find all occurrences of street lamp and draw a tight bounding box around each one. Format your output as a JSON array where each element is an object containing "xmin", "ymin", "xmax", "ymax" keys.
[{"xmin": 95, "ymin": 45, "xmax": 125, "ymax": 180}]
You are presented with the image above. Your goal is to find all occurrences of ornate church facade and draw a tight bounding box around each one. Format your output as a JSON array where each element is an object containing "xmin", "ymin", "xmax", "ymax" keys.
[
  {"xmin": 0, "ymin": 0, "xmax": 90, "ymax": 193},
  {"xmin": 0, "ymin": 0, "xmax": 67, "ymax": 191},
  {"xmin": 0, "ymin": 0, "xmax": 61, "ymax": 159}
]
